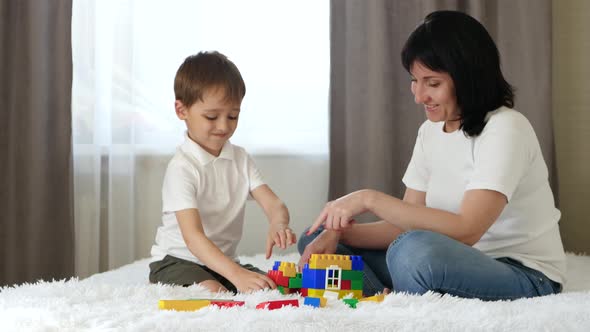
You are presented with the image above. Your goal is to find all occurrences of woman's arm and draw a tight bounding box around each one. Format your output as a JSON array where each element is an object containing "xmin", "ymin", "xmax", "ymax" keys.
[
  {"xmin": 309, "ymin": 188, "xmax": 507, "ymax": 246},
  {"xmin": 339, "ymin": 188, "xmax": 426, "ymax": 249}
]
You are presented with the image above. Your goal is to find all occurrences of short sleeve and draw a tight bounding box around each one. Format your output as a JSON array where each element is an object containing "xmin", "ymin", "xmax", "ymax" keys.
[
  {"xmin": 402, "ymin": 123, "xmax": 429, "ymax": 192},
  {"xmin": 161, "ymin": 159, "xmax": 200, "ymax": 212},
  {"xmin": 247, "ymin": 154, "xmax": 265, "ymax": 192},
  {"xmin": 466, "ymin": 116, "xmax": 531, "ymax": 201}
]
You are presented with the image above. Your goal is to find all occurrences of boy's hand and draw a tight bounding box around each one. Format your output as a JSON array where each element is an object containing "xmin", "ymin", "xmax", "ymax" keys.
[
  {"xmin": 231, "ymin": 268, "xmax": 277, "ymax": 293},
  {"xmin": 266, "ymin": 223, "xmax": 297, "ymax": 259}
]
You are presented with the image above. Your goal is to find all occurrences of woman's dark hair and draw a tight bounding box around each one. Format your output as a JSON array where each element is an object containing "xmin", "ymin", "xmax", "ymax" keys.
[{"xmin": 401, "ymin": 10, "xmax": 514, "ymax": 137}]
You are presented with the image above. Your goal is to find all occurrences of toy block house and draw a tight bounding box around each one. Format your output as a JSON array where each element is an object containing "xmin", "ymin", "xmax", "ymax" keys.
[{"xmin": 267, "ymin": 254, "xmax": 364, "ymax": 307}]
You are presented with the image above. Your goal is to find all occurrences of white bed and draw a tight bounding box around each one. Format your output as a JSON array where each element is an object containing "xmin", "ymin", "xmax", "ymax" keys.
[{"xmin": 2, "ymin": 252, "xmax": 590, "ymax": 331}]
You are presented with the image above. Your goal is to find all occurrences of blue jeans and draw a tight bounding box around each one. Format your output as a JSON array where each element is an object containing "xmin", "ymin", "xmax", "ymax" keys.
[{"xmin": 298, "ymin": 228, "xmax": 562, "ymax": 300}]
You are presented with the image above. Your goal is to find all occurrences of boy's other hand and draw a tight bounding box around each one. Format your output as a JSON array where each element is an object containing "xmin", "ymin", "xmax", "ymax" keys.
[
  {"xmin": 266, "ymin": 223, "xmax": 297, "ymax": 259},
  {"xmin": 232, "ymin": 268, "xmax": 277, "ymax": 293}
]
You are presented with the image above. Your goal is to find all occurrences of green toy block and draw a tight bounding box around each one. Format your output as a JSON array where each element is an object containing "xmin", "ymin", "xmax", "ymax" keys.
[
  {"xmin": 343, "ymin": 298, "xmax": 359, "ymax": 308},
  {"xmin": 351, "ymin": 280, "xmax": 363, "ymax": 290},
  {"xmin": 289, "ymin": 277, "xmax": 302, "ymax": 289},
  {"xmin": 342, "ymin": 270, "xmax": 363, "ymax": 280}
]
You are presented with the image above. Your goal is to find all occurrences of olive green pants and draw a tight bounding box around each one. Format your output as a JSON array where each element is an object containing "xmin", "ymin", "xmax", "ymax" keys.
[{"xmin": 149, "ymin": 255, "xmax": 265, "ymax": 293}]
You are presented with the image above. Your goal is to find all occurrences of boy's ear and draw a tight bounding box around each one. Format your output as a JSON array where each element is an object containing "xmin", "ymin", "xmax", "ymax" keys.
[{"xmin": 175, "ymin": 100, "xmax": 188, "ymax": 120}]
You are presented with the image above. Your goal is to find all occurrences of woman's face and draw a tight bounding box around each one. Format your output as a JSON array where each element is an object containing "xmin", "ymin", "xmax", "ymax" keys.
[{"xmin": 410, "ymin": 61, "xmax": 461, "ymax": 132}]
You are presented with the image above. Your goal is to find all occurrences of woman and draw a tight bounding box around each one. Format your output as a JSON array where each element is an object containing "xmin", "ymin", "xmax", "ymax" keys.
[{"xmin": 298, "ymin": 10, "xmax": 565, "ymax": 301}]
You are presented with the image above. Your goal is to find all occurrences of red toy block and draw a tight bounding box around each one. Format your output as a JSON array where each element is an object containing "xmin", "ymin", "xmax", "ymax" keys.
[
  {"xmin": 340, "ymin": 279, "xmax": 351, "ymax": 290},
  {"xmin": 209, "ymin": 300, "xmax": 245, "ymax": 308},
  {"xmin": 300, "ymin": 288, "xmax": 308, "ymax": 297},
  {"xmin": 255, "ymin": 299, "xmax": 299, "ymax": 310},
  {"xmin": 267, "ymin": 270, "xmax": 291, "ymax": 287}
]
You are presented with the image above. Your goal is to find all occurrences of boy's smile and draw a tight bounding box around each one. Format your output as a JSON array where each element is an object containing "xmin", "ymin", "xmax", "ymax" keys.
[{"xmin": 175, "ymin": 87, "xmax": 241, "ymax": 156}]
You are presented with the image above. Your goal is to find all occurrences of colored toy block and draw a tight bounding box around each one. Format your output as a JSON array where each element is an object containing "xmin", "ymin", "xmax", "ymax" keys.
[
  {"xmin": 288, "ymin": 276, "xmax": 302, "ymax": 289},
  {"xmin": 272, "ymin": 261, "xmax": 281, "ymax": 270},
  {"xmin": 158, "ymin": 299, "xmax": 245, "ymax": 311},
  {"xmin": 351, "ymin": 255, "xmax": 364, "ymax": 270},
  {"xmin": 301, "ymin": 266, "xmax": 326, "ymax": 289},
  {"xmin": 340, "ymin": 279, "xmax": 351, "ymax": 290},
  {"xmin": 359, "ymin": 294, "xmax": 385, "ymax": 303},
  {"xmin": 325, "ymin": 265, "xmax": 342, "ymax": 290},
  {"xmin": 323, "ymin": 290, "xmax": 339, "ymax": 301},
  {"xmin": 159, "ymin": 299, "xmax": 211, "ymax": 311},
  {"xmin": 309, "ymin": 254, "xmax": 352, "ymax": 270},
  {"xmin": 343, "ymin": 298, "xmax": 359, "ymax": 308},
  {"xmin": 342, "ymin": 270, "xmax": 363, "ymax": 281},
  {"xmin": 307, "ymin": 288, "xmax": 325, "ymax": 297},
  {"xmin": 336, "ymin": 289, "xmax": 363, "ymax": 299},
  {"xmin": 303, "ymin": 296, "xmax": 327, "ymax": 308},
  {"xmin": 279, "ymin": 262, "xmax": 297, "ymax": 277},
  {"xmin": 267, "ymin": 270, "xmax": 291, "ymax": 287},
  {"xmin": 300, "ymin": 288, "xmax": 308, "ymax": 297},
  {"xmin": 256, "ymin": 299, "xmax": 299, "ymax": 310},
  {"xmin": 351, "ymin": 279, "xmax": 363, "ymax": 290},
  {"xmin": 209, "ymin": 300, "xmax": 246, "ymax": 308},
  {"xmin": 278, "ymin": 286, "xmax": 298, "ymax": 295}
]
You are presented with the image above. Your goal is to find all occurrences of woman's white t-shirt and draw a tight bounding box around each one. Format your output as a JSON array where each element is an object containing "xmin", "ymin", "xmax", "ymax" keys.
[{"xmin": 402, "ymin": 107, "xmax": 566, "ymax": 284}]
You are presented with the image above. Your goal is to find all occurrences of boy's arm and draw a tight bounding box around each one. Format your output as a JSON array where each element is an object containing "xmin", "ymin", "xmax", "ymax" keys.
[
  {"xmin": 175, "ymin": 208, "xmax": 276, "ymax": 291},
  {"xmin": 250, "ymin": 184, "xmax": 296, "ymax": 258}
]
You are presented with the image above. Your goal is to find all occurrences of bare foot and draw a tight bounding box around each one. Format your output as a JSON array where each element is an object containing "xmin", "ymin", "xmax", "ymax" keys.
[
  {"xmin": 382, "ymin": 288, "xmax": 391, "ymax": 295},
  {"xmin": 199, "ymin": 280, "xmax": 229, "ymax": 293}
]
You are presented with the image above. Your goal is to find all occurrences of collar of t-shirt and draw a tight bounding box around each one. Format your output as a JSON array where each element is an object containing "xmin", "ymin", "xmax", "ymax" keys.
[{"xmin": 181, "ymin": 131, "xmax": 235, "ymax": 165}]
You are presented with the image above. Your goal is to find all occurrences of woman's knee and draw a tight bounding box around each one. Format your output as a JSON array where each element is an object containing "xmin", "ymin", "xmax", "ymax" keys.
[
  {"xmin": 386, "ymin": 230, "xmax": 440, "ymax": 263},
  {"xmin": 385, "ymin": 230, "xmax": 440, "ymax": 292}
]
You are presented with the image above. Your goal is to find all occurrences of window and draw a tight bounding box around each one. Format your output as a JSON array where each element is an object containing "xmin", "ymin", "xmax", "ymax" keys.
[{"xmin": 72, "ymin": 0, "xmax": 329, "ymax": 155}]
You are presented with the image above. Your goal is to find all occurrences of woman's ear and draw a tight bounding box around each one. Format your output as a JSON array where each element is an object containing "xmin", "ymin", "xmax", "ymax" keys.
[{"xmin": 175, "ymin": 100, "xmax": 187, "ymax": 120}]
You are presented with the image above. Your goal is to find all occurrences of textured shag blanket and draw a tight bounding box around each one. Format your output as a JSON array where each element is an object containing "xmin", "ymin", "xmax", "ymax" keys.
[{"xmin": 1, "ymin": 252, "xmax": 590, "ymax": 331}]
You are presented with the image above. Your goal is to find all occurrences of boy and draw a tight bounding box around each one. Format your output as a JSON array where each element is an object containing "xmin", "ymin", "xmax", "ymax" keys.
[{"xmin": 149, "ymin": 51, "xmax": 296, "ymax": 293}]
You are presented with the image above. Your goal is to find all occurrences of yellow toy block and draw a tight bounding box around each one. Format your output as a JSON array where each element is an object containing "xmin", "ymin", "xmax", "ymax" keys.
[
  {"xmin": 309, "ymin": 254, "xmax": 352, "ymax": 270},
  {"xmin": 279, "ymin": 262, "xmax": 297, "ymax": 278},
  {"xmin": 158, "ymin": 299, "xmax": 211, "ymax": 311},
  {"xmin": 338, "ymin": 290, "xmax": 363, "ymax": 299},
  {"xmin": 359, "ymin": 294, "xmax": 385, "ymax": 302},
  {"xmin": 307, "ymin": 288, "xmax": 325, "ymax": 297}
]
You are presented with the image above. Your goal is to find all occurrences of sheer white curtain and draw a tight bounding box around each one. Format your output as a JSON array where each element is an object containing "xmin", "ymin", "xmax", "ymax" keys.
[{"xmin": 72, "ymin": 0, "xmax": 328, "ymax": 277}]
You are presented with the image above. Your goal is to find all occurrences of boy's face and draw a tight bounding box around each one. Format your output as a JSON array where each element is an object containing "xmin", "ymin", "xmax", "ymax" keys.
[{"xmin": 175, "ymin": 87, "xmax": 241, "ymax": 156}]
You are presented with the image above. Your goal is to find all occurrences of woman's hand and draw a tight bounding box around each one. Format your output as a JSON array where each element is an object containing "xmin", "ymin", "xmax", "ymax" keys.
[
  {"xmin": 297, "ymin": 230, "xmax": 340, "ymax": 270},
  {"xmin": 307, "ymin": 190, "xmax": 370, "ymax": 234},
  {"xmin": 266, "ymin": 223, "xmax": 297, "ymax": 259}
]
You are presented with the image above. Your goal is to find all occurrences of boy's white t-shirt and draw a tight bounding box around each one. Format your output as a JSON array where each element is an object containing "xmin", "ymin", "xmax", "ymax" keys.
[
  {"xmin": 402, "ymin": 107, "xmax": 566, "ymax": 284},
  {"xmin": 150, "ymin": 133, "xmax": 265, "ymax": 265}
]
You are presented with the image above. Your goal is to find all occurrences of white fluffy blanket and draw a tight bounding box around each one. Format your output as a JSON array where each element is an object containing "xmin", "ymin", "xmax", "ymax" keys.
[{"xmin": 2, "ymin": 253, "xmax": 590, "ymax": 331}]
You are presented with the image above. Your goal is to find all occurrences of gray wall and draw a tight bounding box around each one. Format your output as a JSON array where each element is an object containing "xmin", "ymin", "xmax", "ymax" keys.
[{"xmin": 135, "ymin": 154, "xmax": 329, "ymax": 257}]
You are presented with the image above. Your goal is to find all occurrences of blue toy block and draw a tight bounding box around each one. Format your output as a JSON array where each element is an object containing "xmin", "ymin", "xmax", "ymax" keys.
[
  {"xmin": 351, "ymin": 255, "xmax": 364, "ymax": 271},
  {"xmin": 303, "ymin": 297, "xmax": 321, "ymax": 308},
  {"xmin": 272, "ymin": 261, "xmax": 281, "ymax": 270},
  {"xmin": 301, "ymin": 267, "xmax": 326, "ymax": 289}
]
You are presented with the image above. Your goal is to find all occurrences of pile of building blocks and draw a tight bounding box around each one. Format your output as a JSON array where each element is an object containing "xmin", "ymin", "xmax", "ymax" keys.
[
  {"xmin": 158, "ymin": 254, "xmax": 386, "ymax": 311},
  {"xmin": 267, "ymin": 254, "xmax": 368, "ymax": 308}
]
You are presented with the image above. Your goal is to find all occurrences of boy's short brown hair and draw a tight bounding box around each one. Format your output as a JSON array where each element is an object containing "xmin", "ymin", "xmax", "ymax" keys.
[{"xmin": 174, "ymin": 51, "xmax": 246, "ymax": 107}]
